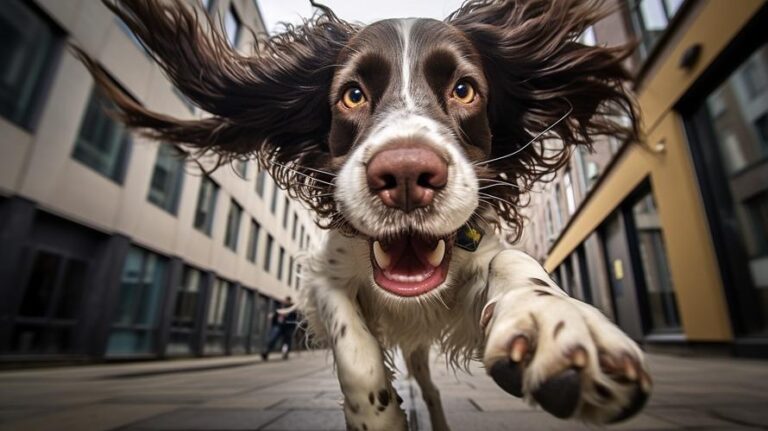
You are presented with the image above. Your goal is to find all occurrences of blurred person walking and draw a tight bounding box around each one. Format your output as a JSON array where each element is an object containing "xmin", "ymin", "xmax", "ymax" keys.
[{"xmin": 261, "ymin": 296, "xmax": 298, "ymax": 360}]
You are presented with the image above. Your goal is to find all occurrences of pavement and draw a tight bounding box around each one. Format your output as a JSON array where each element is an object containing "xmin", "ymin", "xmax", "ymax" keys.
[{"xmin": 0, "ymin": 350, "xmax": 767, "ymax": 431}]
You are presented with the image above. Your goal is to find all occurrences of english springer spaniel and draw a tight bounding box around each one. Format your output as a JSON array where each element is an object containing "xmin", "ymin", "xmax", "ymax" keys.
[{"xmin": 78, "ymin": 0, "xmax": 651, "ymax": 429}]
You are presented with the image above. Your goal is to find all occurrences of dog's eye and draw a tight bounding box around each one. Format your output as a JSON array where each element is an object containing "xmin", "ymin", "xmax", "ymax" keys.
[
  {"xmin": 452, "ymin": 81, "xmax": 476, "ymax": 104},
  {"xmin": 341, "ymin": 87, "xmax": 367, "ymax": 109}
]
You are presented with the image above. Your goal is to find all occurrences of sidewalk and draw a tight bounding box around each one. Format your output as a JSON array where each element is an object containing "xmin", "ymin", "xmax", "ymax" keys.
[{"xmin": 0, "ymin": 350, "xmax": 766, "ymax": 430}]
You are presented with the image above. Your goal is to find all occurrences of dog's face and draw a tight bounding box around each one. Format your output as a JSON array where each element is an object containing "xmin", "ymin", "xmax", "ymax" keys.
[
  {"xmin": 90, "ymin": 0, "xmax": 638, "ymax": 299},
  {"xmin": 329, "ymin": 19, "xmax": 489, "ymax": 297}
]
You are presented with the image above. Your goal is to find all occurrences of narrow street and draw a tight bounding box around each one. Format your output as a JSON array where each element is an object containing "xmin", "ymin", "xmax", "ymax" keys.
[{"xmin": 0, "ymin": 350, "xmax": 767, "ymax": 431}]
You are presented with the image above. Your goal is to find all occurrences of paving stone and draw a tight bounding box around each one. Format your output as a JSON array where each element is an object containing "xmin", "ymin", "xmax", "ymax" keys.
[
  {"xmin": 200, "ymin": 395, "xmax": 285, "ymax": 409},
  {"xmin": 469, "ymin": 396, "xmax": 534, "ymax": 412},
  {"xmin": 262, "ymin": 409, "xmax": 346, "ymax": 430},
  {"xmin": 272, "ymin": 396, "xmax": 344, "ymax": 410},
  {"xmin": 121, "ymin": 408, "xmax": 284, "ymax": 430},
  {"xmin": 710, "ymin": 406, "xmax": 768, "ymax": 429},
  {"xmin": 0, "ymin": 404, "xmax": 178, "ymax": 431},
  {"xmin": 647, "ymin": 408, "xmax": 748, "ymax": 428}
]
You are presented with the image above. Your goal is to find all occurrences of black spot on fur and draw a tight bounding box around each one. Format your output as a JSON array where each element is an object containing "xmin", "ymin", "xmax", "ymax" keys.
[
  {"xmin": 362, "ymin": 424, "xmax": 367, "ymax": 431},
  {"xmin": 329, "ymin": 259, "xmax": 338, "ymax": 265},
  {"xmin": 530, "ymin": 277, "xmax": 550, "ymax": 287},
  {"xmin": 535, "ymin": 289, "xmax": 553, "ymax": 296},
  {"xmin": 340, "ymin": 324, "xmax": 347, "ymax": 337},
  {"xmin": 336, "ymin": 248, "xmax": 346, "ymax": 254},
  {"xmin": 377, "ymin": 389, "xmax": 390, "ymax": 407},
  {"xmin": 368, "ymin": 392, "xmax": 375, "ymax": 405},
  {"xmin": 396, "ymin": 394, "xmax": 403, "ymax": 405},
  {"xmin": 427, "ymin": 399, "xmax": 434, "ymax": 407},
  {"xmin": 349, "ymin": 402, "xmax": 360, "ymax": 414},
  {"xmin": 377, "ymin": 405, "xmax": 386, "ymax": 412},
  {"xmin": 553, "ymin": 321, "xmax": 565, "ymax": 339}
]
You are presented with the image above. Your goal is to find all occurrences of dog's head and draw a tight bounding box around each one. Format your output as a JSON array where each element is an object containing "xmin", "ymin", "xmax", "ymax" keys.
[{"xmin": 83, "ymin": 0, "xmax": 637, "ymax": 298}]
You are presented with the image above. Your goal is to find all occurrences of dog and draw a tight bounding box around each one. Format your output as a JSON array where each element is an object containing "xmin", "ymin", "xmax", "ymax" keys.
[{"xmin": 79, "ymin": 0, "xmax": 651, "ymax": 429}]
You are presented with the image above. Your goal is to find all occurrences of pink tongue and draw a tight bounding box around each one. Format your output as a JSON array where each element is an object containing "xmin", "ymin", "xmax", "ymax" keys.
[{"xmin": 385, "ymin": 237, "xmax": 435, "ymax": 275}]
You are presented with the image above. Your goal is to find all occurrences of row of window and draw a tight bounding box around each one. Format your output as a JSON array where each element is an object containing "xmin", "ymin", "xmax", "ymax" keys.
[{"xmin": 9, "ymin": 243, "xmax": 280, "ymax": 357}]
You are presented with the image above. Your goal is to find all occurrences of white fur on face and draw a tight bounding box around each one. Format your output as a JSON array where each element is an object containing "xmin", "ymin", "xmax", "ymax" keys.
[
  {"xmin": 334, "ymin": 20, "xmax": 479, "ymax": 239},
  {"xmin": 335, "ymin": 112, "xmax": 479, "ymax": 239}
]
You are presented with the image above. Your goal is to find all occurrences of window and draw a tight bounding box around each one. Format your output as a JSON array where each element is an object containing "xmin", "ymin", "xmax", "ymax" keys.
[
  {"xmin": 232, "ymin": 287, "xmax": 254, "ymax": 353},
  {"xmin": 295, "ymin": 264, "xmax": 302, "ymax": 289},
  {"xmin": 205, "ymin": 278, "xmax": 231, "ymax": 353},
  {"xmin": 168, "ymin": 266, "xmax": 203, "ymax": 355},
  {"xmin": 255, "ymin": 169, "xmax": 267, "ymax": 197},
  {"xmin": 630, "ymin": 192, "xmax": 681, "ymax": 332},
  {"xmin": 193, "ymin": 176, "xmax": 218, "ymax": 235},
  {"xmin": 0, "ymin": 1, "xmax": 59, "ymax": 129},
  {"xmin": 292, "ymin": 213, "xmax": 298, "ymax": 240},
  {"xmin": 270, "ymin": 185, "xmax": 279, "ymax": 214},
  {"xmin": 288, "ymin": 256, "xmax": 294, "ymax": 286},
  {"xmin": 277, "ymin": 247, "xmax": 285, "ymax": 280},
  {"xmin": 579, "ymin": 25, "xmax": 597, "ymax": 46},
  {"xmin": 282, "ymin": 197, "xmax": 290, "ymax": 228},
  {"xmin": 147, "ymin": 145, "xmax": 185, "ymax": 214},
  {"xmin": 299, "ymin": 225, "xmax": 305, "ymax": 248},
  {"xmin": 224, "ymin": 199, "xmax": 242, "ymax": 251},
  {"xmin": 224, "ymin": 6, "xmax": 241, "ymax": 48},
  {"xmin": 564, "ymin": 171, "xmax": 576, "ymax": 215},
  {"xmin": 264, "ymin": 234, "xmax": 274, "ymax": 272},
  {"xmin": 11, "ymin": 251, "xmax": 88, "ymax": 354},
  {"xmin": 246, "ymin": 219, "xmax": 260, "ymax": 263},
  {"xmin": 688, "ymin": 42, "xmax": 768, "ymax": 335},
  {"xmin": 72, "ymin": 89, "xmax": 132, "ymax": 182},
  {"xmin": 629, "ymin": 0, "xmax": 685, "ymax": 59},
  {"xmin": 234, "ymin": 160, "xmax": 248, "ymax": 179},
  {"xmin": 107, "ymin": 247, "xmax": 167, "ymax": 355}
]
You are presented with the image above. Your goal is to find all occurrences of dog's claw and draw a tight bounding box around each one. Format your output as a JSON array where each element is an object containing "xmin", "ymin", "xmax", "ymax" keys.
[
  {"xmin": 609, "ymin": 386, "xmax": 649, "ymax": 423},
  {"xmin": 489, "ymin": 358, "xmax": 525, "ymax": 397},
  {"xmin": 509, "ymin": 335, "xmax": 529, "ymax": 363},
  {"xmin": 532, "ymin": 368, "xmax": 581, "ymax": 419}
]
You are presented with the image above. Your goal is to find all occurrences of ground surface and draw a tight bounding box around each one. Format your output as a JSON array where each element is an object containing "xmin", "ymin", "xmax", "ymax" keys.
[{"xmin": 0, "ymin": 350, "xmax": 767, "ymax": 430}]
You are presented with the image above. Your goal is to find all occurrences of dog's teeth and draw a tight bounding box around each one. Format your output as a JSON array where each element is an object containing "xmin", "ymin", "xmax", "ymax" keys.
[
  {"xmin": 427, "ymin": 239, "xmax": 446, "ymax": 267},
  {"xmin": 373, "ymin": 241, "xmax": 391, "ymax": 269}
]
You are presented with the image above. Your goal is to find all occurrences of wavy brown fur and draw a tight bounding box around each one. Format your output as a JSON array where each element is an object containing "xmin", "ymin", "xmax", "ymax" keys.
[
  {"xmin": 76, "ymin": 0, "xmax": 638, "ymax": 238},
  {"xmin": 448, "ymin": 0, "xmax": 639, "ymax": 240}
]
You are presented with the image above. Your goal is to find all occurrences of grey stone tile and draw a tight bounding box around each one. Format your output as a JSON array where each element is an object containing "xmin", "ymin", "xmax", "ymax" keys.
[
  {"xmin": 122, "ymin": 408, "xmax": 284, "ymax": 430},
  {"xmin": 272, "ymin": 397, "xmax": 344, "ymax": 410},
  {"xmin": 262, "ymin": 409, "xmax": 346, "ymax": 431},
  {"xmin": 646, "ymin": 408, "xmax": 743, "ymax": 428},
  {"xmin": 607, "ymin": 413, "xmax": 680, "ymax": 430},
  {"xmin": 710, "ymin": 406, "xmax": 768, "ymax": 429},
  {"xmin": 0, "ymin": 404, "xmax": 178, "ymax": 431}
]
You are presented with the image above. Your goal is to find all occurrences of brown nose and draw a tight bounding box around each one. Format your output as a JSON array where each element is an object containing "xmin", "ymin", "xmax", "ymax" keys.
[{"xmin": 366, "ymin": 144, "xmax": 448, "ymax": 212}]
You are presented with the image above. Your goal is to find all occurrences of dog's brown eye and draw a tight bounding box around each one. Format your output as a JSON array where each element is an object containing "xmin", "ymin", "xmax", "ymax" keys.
[
  {"xmin": 341, "ymin": 87, "xmax": 367, "ymax": 109},
  {"xmin": 452, "ymin": 81, "xmax": 475, "ymax": 104}
]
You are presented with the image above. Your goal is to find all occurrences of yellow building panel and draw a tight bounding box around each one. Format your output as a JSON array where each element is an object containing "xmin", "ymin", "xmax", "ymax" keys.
[{"xmin": 542, "ymin": 1, "xmax": 768, "ymax": 341}]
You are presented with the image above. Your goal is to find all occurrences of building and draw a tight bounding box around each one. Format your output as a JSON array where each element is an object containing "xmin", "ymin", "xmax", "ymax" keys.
[
  {"xmin": 518, "ymin": 0, "xmax": 768, "ymax": 357},
  {"xmin": 0, "ymin": 0, "xmax": 319, "ymax": 361}
]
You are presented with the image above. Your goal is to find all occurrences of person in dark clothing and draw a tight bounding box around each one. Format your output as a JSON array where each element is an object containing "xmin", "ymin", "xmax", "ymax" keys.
[{"xmin": 261, "ymin": 296, "xmax": 298, "ymax": 360}]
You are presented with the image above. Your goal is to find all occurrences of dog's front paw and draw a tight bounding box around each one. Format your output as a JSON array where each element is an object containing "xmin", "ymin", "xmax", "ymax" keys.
[{"xmin": 481, "ymin": 285, "xmax": 651, "ymax": 423}]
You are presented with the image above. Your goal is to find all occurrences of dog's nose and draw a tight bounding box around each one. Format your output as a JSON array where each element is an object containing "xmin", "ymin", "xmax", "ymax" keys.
[{"xmin": 366, "ymin": 144, "xmax": 448, "ymax": 212}]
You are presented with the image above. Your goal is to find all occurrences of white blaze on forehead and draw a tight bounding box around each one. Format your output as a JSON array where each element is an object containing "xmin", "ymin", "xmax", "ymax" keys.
[{"xmin": 398, "ymin": 19, "xmax": 417, "ymax": 111}]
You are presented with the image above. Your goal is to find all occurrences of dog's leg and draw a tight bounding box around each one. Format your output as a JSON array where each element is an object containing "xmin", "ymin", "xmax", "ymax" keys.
[
  {"xmin": 308, "ymin": 283, "xmax": 408, "ymax": 431},
  {"xmin": 405, "ymin": 345, "xmax": 450, "ymax": 431},
  {"xmin": 479, "ymin": 249, "xmax": 651, "ymax": 423}
]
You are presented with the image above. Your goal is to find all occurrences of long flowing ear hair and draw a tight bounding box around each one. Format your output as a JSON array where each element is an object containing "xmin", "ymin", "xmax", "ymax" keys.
[
  {"xmin": 74, "ymin": 0, "xmax": 358, "ymax": 226},
  {"xmin": 447, "ymin": 0, "xmax": 640, "ymax": 240}
]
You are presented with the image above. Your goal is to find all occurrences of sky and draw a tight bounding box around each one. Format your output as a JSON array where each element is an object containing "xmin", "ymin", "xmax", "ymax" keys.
[{"xmin": 256, "ymin": 0, "xmax": 466, "ymax": 34}]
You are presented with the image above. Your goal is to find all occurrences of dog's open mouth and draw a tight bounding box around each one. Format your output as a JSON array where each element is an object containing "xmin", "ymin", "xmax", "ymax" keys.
[{"xmin": 369, "ymin": 235, "xmax": 453, "ymax": 297}]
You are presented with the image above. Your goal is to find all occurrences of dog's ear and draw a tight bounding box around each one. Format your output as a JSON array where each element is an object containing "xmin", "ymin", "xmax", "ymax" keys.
[
  {"xmin": 75, "ymin": 0, "xmax": 356, "ymax": 206},
  {"xmin": 447, "ymin": 0, "xmax": 639, "ymax": 237}
]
